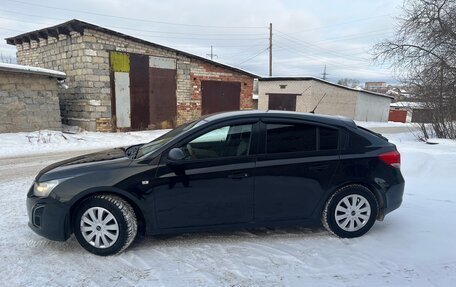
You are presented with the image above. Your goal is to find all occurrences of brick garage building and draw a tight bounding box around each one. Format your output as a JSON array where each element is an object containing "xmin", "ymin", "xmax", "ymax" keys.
[
  {"xmin": 6, "ymin": 19, "xmax": 257, "ymax": 131},
  {"xmin": 0, "ymin": 63, "xmax": 64, "ymax": 133},
  {"xmin": 258, "ymin": 77, "xmax": 393, "ymax": 122}
]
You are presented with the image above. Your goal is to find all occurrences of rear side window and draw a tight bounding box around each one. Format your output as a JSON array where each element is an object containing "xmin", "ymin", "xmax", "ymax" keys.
[
  {"xmin": 265, "ymin": 123, "xmax": 339, "ymax": 154},
  {"xmin": 266, "ymin": 124, "xmax": 317, "ymax": 153},
  {"xmin": 320, "ymin": 127, "xmax": 339, "ymax": 150}
]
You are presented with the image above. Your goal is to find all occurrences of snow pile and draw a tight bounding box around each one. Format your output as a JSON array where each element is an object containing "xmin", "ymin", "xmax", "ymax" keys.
[{"xmin": 0, "ymin": 129, "xmax": 168, "ymax": 158}]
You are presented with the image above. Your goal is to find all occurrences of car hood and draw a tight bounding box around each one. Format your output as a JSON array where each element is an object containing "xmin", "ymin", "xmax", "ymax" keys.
[{"xmin": 36, "ymin": 148, "xmax": 132, "ymax": 182}]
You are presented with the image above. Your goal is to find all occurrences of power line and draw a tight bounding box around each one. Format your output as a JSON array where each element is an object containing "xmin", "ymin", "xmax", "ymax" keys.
[
  {"xmin": 321, "ymin": 65, "xmax": 329, "ymax": 80},
  {"xmin": 206, "ymin": 46, "xmax": 218, "ymax": 60},
  {"xmin": 4, "ymin": 0, "xmax": 267, "ymax": 29},
  {"xmin": 272, "ymin": 42, "xmax": 391, "ymax": 76},
  {"xmin": 285, "ymin": 14, "xmax": 393, "ymax": 34},
  {"xmin": 236, "ymin": 47, "xmax": 269, "ymax": 66},
  {"xmin": 0, "ymin": 16, "xmax": 267, "ymax": 41},
  {"xmin": 274, "ymin": 30, "xmax": 370, "ymax": 62},
  {"xmin": 273, "ymin": 37, "xmax": 369, "ymax": 61},
  {"xmin": 0, "ymin": 9, "xmax": 267, "ymax": 36},
  {"xmin": 220, "ymin": 44, "xmax": 269, "ymax": 61}
]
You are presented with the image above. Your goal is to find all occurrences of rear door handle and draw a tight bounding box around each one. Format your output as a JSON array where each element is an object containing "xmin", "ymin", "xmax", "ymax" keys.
[{"xmin": 228, "ymin": 172, "xmax": 249, "ymax": 179}]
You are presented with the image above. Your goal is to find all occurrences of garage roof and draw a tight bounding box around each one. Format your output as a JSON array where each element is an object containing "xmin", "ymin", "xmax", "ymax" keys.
[
  {"xmin": 5, "ymin": 19, "xmax": 259, "ymax": 79},
  {"xmin": 0, "ymin": 62, "xmax": 66, "ymax": 79},
  {"xmin": 259, "ymin": 76, "xmax": 394, "ymax": 99}
]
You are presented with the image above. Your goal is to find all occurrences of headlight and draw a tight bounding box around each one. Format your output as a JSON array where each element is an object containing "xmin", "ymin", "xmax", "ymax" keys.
[{"xmin": 33, "ymin": 180, "xmax": 60, "ymax": 198}]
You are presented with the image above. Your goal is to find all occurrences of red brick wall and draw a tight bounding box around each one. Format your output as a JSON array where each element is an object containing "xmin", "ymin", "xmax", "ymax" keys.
[{"xmin": 176, "ymin": 59, "xmax": 254, "ymax": 124}]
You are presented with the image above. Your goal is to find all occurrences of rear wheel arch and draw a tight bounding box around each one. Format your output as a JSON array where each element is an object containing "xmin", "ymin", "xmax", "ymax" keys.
[
  {"xmin": 321, "ymin": 183, "xmax": 379, "ymax": 238},
  {"xmin": 323, "ymin": 181, "xmax": 384, "ymax": 217}
]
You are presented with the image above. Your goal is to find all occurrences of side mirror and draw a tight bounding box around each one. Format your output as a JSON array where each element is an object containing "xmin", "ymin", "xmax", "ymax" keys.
[{"xmin": 167, "ymin": 148, "xmax": 185, "ymax": 163}]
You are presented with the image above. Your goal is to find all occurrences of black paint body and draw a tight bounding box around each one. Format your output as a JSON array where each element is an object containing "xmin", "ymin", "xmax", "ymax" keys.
[{"xmin": 26, "ymin": 110, "xmax": 404, "ymax": 241}]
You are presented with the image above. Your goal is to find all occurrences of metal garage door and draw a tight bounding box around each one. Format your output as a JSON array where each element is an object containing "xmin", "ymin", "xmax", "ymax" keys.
[
  {"xmin": 149, "ymin": 56, "xmax": 177, "ymax": 129},
  {"xmin": 388, "ymin": 109, "xmax": 407, "ymax": 123},
  {"xmin": 268, "ymin": 94, "xmax": 297, "ymax": 111},
  {"xmin": 201, "ymin": 80, "xmax": 241, "ymax": 115},
  {"xmin": 130, "ymin": 54, "xmax": 150, "ymax": 131},
  {"xmin": 111, "ymin": 52, "xmax": 177, "ymax": 131}
]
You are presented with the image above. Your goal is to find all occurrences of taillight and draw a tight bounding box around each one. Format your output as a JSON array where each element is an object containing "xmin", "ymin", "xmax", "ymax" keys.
[{"xmin": 379, "ymin": 150, "xmax": 401, "ymax": 169}]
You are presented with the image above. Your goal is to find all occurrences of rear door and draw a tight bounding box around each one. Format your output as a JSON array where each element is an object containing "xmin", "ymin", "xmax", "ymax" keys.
[{"xmin": 254, "ymin": 119, "xmax": 340, "ymax": 221}]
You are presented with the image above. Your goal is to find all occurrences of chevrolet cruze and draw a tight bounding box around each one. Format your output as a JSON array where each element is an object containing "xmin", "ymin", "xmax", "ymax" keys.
[{"xmin": 27, "ymin": 110, "xmax": 404, "ymax": 255}]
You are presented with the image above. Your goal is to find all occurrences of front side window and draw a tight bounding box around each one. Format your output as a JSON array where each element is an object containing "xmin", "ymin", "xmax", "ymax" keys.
[{"xmin": 181, "ymin": 124, "xmax": 253, "ymax": 160}]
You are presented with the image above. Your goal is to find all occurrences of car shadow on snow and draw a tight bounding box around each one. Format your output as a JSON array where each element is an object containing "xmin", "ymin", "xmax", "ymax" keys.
[{"xmin": 131, "ymin": 226, "xmax": 331, "ymax": 250}]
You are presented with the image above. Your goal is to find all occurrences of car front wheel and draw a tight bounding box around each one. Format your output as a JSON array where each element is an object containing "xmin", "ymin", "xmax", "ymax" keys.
[
  {"xmin": 74, "ymin": 194, "xmax": 137, "ymax": 256},
  {"xmin": 322, "ymin": 184, "xmax": 378, "ymax": 238}
]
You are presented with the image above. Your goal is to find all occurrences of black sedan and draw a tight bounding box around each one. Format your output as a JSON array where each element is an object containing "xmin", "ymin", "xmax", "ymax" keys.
[{"xmin": 27, "ymin": 110, "xmax": 404, "ymax": 256}]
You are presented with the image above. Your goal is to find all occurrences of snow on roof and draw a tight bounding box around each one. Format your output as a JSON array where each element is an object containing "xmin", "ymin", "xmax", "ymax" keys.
[
  {"xmin": 259, "ymin": 76, "xmax": 394, "ymax": 99},
  {"xmin": 0, "ymin": 62, "xmax": 66, "ymax": 79},
  {"xmin": 390, "ymin": 101, "xmax": 424, "ymax": 109}
]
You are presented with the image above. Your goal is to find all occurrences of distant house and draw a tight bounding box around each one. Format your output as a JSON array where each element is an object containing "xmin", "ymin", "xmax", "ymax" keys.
[
  {"xmin": 364, "ymin": 81, "xmax": 389, "ymax": 94},
  {"xmin": 389, "ymin": 101, "xmax": 433, "ymax": 123},
  {"xmin": 258, "ymin": 77, "xmax": 393, "ymax": 122},
  {"xmin": 6, "ymin": 19, "xmax": 257, "ymax": 132},
  {"xmin": 0, "ymin": 63, "xmax": 65, "ymax": 133}
]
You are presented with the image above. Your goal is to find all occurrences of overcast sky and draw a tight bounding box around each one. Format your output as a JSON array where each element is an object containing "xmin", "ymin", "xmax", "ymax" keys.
[{"xmin": 0, "ymin": 0, "xmax": 404, "ymax": 84}]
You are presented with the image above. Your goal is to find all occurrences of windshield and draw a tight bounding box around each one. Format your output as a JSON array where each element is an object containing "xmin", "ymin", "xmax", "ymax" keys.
[{"xmin": 135, "ymin": 120, "xmax": 203, "ymax": 158}]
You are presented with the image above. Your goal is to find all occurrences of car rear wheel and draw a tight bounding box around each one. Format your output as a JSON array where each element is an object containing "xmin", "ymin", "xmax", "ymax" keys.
[
  {"xmin": 74, "ymin": 194, "xmax": 137, "ymax": 256},
  {"xmin": 322, "ymin": 184, "xmax": 378, "ymax": 238}
]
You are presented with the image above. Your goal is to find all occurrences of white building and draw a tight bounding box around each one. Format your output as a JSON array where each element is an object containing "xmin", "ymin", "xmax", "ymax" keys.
[{"xmin": 258, "ymin": 77, "xmax": 393, "ymax": 122}]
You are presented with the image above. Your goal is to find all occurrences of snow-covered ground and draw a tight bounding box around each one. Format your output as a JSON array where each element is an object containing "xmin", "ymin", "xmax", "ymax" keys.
[
  {"xmin": 0, "ymin": 129, "xmax": 168, "ymax": 158},
  {"xmin": 0, "ymin": 123, "xmax": 455, "ymax": 286}
]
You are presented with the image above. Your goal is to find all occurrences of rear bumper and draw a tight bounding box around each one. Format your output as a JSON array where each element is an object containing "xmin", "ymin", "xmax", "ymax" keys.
[
  {"xmin": 26, "ymin": 190, "xmax": 71, "ymax": 241},
  {"xmin": 382, "ymin": 181, "xmax": 405, "ymax": 217}
]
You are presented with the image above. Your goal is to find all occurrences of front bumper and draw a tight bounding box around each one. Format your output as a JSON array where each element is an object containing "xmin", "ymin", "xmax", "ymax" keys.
[{"xmin": 26, "ymin": 188, "xmax": 71, "ymax": 241}]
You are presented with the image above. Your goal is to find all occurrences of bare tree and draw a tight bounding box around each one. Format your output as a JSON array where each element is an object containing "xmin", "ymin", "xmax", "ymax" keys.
[
  {"xmin": 374, "ymin": 0, "xmax": 456, "ymax": 139},
  {"xmin": 337, "ymin": 78, "xmax": 360, "ymax": 88},
  {"xmin": 0, "ymin": 53, "xmax": 16, "ymax": 64}
]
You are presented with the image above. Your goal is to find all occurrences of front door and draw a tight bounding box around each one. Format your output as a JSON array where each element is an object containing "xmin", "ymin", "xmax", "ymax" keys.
[{"xmin": 152, "ymin": 121, "xmax": 257, "ymax": 229}]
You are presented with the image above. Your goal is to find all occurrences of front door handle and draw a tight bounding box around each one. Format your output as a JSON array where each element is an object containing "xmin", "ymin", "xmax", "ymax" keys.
[{"xmin": 228, "ymin": 172, "xmax": 249, "ymax": 179}]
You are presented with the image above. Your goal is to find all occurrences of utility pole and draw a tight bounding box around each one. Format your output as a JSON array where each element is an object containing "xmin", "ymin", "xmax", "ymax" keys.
[
  {"xmin": 269, "ymin": 23, "xmax": 272, "ymax": 77},
  {"xmin": 206, "ymin": 45, "xmax": 217, "ymax": 60},
  {"xmin": 321, "ymin": 65, "xmax": 329, "ymax": 80}
]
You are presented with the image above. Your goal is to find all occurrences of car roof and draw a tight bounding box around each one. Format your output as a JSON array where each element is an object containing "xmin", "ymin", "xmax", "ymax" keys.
[{"xmin": 200, "ymin": 110, "xmax": 357, "ymax": 128}]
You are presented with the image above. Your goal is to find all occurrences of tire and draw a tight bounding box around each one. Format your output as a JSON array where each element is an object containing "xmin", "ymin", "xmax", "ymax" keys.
[
  {"xmin": 322, "ymin": 184, "xmax": 378, "ymax": 238},
  {"xmin": 73, "ymin": 194, "xmax": 137, "ymax": 256}
]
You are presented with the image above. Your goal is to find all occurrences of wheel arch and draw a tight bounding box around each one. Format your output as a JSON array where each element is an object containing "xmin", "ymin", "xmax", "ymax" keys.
[
  {"xmin": 68, "ymin": 187, "xmax": 146, "ymax": 236},
  {"xmin": 320, "ymin": 181, "xmax": 385, "ymax": 220}
]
